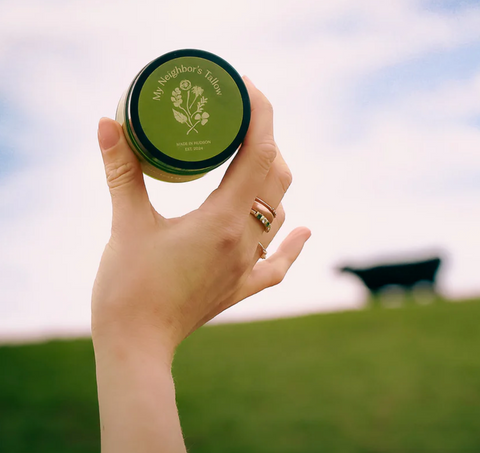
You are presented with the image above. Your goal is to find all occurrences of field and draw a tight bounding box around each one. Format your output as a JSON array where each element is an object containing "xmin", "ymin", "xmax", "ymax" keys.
[{"xmin": 1, "ymin": 298, "xmax": 480, "ymax": 452}]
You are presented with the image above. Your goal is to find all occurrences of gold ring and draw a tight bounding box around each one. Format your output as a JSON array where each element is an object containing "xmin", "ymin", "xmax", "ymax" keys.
[
  {"xmin": 255, "ymin": 197, "xmax": 277, "ymax": 218},
  {"xmin": 258, "ymin": 242, "xmax": 267, "ymax": 259},
  {"xmin": 252, "ymin": 200, "xmax": 274, "ymax": 224},
  {"xmin": 250, "ymin": 209, "xmax": 271, "ymax": 233}
]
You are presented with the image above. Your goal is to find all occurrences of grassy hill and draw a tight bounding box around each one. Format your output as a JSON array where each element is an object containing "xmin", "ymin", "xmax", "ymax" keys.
[{"xmin": 1, "ymin": 299, "xmax": 480, "ymax": 452}]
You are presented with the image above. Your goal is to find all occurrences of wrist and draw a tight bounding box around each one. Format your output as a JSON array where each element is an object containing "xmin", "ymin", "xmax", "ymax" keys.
[{"xmin": 92, "ymin": 310, "xmax": 177, "ymax": 368}]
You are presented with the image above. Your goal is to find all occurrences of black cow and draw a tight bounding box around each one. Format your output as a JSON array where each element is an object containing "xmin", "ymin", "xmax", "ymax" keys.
[{"xmin": 339, "ymin": 257, "xmax": 442, "ymax": 297}]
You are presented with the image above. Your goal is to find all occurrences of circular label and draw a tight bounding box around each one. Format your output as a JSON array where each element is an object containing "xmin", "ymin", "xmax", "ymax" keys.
[{"xmin": 137, "ymin": 56, "xmax": 244, "ymax": 162}]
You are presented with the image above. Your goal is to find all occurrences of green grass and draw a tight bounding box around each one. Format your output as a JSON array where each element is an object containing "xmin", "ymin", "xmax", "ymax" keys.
[{"xmin": 1, "ymin": 299, "xmax": 480, "ymax": 452}]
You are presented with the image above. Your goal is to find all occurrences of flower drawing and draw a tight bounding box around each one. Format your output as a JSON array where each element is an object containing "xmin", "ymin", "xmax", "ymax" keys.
[
  {"xmin": 191, "ymin": 86, "xmax": 204, "ymax": 96},
  {"xmin": 171, "ymin": 87, "xmax": 182, "ymax": 107},
  {"xmin": 171, "ymin": 80, "xmax": 209, "ymax": 135},
  {"xmin": 195, "ymin": 112, "xmax": 209, "ymax": 125},
  {"xmin": 179, "ymin": 80, "xmax": 192, "ymax": 91}
]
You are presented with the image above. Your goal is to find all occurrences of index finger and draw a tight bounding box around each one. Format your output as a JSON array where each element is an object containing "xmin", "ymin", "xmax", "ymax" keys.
[{"xmin": 215, "ymin": 77, "xmax": 277, "ymax": 214}]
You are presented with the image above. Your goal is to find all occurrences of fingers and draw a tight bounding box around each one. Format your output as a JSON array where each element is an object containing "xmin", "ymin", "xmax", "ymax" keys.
[
  {"xmin": 215, "ymin": 77, "xmax": 277, "ymax": 215},
  {"xmin": 240, "ymin": 227, "xmax": 312, "ymax": 299},
  {"xmin": 98, "ymin": 118, "xmax": 153, "ymax": 230},
  {"xmin": 246, "ymin": 148, "xmax": 292, "ymax": 240},
  {"xmin": 252, "ymin": 148, "xmax": 292, "ymax": 224}
]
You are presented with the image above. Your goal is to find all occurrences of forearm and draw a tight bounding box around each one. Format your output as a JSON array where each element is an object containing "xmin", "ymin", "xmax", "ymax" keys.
[
  {"xmin": 93, "ymin": 325, "xmax": 186, "ymax": 453},
  {"xmin": 92, "ymin": 85, "xmax": 309, "ymax": 451}
]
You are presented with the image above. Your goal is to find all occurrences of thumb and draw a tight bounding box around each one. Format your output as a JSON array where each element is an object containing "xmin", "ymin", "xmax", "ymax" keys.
[{"xmin": 97, "ymin": 117, "xmax": 151, "ymax": 225}]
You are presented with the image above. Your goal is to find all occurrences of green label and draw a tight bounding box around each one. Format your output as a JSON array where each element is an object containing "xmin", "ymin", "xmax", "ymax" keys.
[{"xmin": 137, "ymin": 57, "xmax": 243, "ymax": 162}]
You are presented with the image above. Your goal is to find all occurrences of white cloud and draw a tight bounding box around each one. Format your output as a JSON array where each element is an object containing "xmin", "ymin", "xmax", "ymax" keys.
[{"xmin": 1, "ymin": 0, "xmax": 480, "ymax": 338}]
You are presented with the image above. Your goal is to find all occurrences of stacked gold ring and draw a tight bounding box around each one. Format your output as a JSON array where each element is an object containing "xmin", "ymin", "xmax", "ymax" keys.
[
  {"xmin": 250, "ymin": 209, "xmax": 272, "ymax": 232},
  {"xmin": 250, "ymin": 197, "xmax": 278, "ymax": 258},
  {"xmin": 250, "ymin": 197, "xmax": 277, "ymax": 233}
]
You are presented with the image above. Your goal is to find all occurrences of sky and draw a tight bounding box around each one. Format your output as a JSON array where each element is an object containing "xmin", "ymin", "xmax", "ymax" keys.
[{"xmin": 0, "ymin": 0, "xmax": 479, "ymax": 341}]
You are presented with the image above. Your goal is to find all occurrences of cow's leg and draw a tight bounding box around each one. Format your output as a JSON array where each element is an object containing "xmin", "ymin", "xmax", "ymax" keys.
[
  {"xmin": 367, "ymin": 288, "xmax": 382, "ymax": 308},
  {"xmin": 412, "ymin": 280, "xmax": 439, "ymax": 304},
  {"xmin": 404, "ymin": 285, "xmax": 416, "ymax": 304}
]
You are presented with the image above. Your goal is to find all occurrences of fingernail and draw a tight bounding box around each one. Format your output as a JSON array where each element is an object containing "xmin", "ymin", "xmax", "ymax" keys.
[
  {"xmin": 243, "ymin": 75, "xmax": 256, "ymax": 88},
  {"xmin": 98, "ymin": 118, "xmax": 120, "ymax": 151}
]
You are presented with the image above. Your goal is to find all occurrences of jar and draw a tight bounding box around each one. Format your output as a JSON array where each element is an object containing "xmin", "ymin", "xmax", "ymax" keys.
[{"xmin": 116, "ymin": 49, "xmax": 251, "ymax": 182}]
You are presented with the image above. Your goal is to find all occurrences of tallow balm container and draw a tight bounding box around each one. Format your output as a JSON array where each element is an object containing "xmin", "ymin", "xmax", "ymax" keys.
[{"xmin": 116, "ymin": 49, "xmax": 251, "ymax": 182}]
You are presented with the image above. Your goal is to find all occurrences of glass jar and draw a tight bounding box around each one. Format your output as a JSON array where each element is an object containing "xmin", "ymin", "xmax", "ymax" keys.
[{"xmin": 116, "ymin": 49, "xmax": 251, "ymax": 182}]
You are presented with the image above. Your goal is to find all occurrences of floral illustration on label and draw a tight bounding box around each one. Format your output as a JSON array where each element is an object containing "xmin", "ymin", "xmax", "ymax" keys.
[{"xmin": 171, "ymin": 80, "xmax": 209, "ymax": 135}]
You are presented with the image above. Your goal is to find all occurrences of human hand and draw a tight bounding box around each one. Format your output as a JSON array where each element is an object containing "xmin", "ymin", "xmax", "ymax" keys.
[{"xmin": 92, "ymin": 77, "xmax": 311, "ymax": 358}]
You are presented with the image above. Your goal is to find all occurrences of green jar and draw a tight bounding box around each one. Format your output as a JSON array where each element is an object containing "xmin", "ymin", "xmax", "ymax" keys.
[{"xmin": 116, "ymin": 49, "xmax": 251, "ymax": 182}]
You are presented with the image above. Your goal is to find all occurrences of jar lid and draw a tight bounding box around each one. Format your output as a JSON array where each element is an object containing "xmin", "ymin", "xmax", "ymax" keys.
[{"xmin": 125, "ymin": 49, "xmax": 250, "ymax": 175}]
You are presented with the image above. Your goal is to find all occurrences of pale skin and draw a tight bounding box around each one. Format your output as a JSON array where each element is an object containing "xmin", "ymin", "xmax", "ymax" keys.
[{"xmin": 92, "ymin": 76, "xmax": 311, "ymax": 452}]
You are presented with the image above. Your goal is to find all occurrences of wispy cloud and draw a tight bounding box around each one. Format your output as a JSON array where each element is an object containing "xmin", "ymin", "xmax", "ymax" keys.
[{"xmin": 1, "ymin": 0, "xmax": 479, "ymax": 336}]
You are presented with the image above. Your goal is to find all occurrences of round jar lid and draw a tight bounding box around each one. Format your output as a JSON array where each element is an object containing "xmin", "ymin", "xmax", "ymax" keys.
[{"xmin": 126, "ymin": 49, "xmax": 250, "ymax": 174}]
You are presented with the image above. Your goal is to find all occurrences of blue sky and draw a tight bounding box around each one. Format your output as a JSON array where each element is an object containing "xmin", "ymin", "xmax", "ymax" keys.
[
  {"xmin": 0, "ymin": 101, "xmax": 19, "ymax": 178},
  {"xmin": 354, "ymin": 41, "xmax": 480, "ymax": 109},
  {"xmin": 425, "ymin": 0, "xmax": 480, "ymax": 12},
  {"xmin": 0, "ymin": 0, "xmax": 479, "ymax": 340},
  {"xmin": 344, "ymin": 39, "xmax": 480, "ymax": 195}
]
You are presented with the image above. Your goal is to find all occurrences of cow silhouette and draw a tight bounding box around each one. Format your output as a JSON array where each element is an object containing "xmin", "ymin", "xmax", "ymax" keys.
[{"xmin": 339, "ymin": 257, "xmax": 442, "ymax": 298}]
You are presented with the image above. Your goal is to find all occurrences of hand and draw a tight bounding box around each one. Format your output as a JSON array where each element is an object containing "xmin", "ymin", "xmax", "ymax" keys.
[{"xmin": 92, "ymin": 77, "xmax": 311, "ymax": 357}]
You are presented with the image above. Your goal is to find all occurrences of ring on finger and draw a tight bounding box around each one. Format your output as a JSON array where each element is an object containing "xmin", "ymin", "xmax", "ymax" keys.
[
  {"xmin": 255, "ymin": 197, "xmax": 277, "ymax": 218},
  {"xmin": 252, "ymin": 200, "xmax": 275, "ymax": 224},
  {"xmin": 250, "ymin": 209, "xmax": 272, "ymax": 233},
  {"xmin": 258, "ymin": 242, "xmax": 267, "ymax": 259}
]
